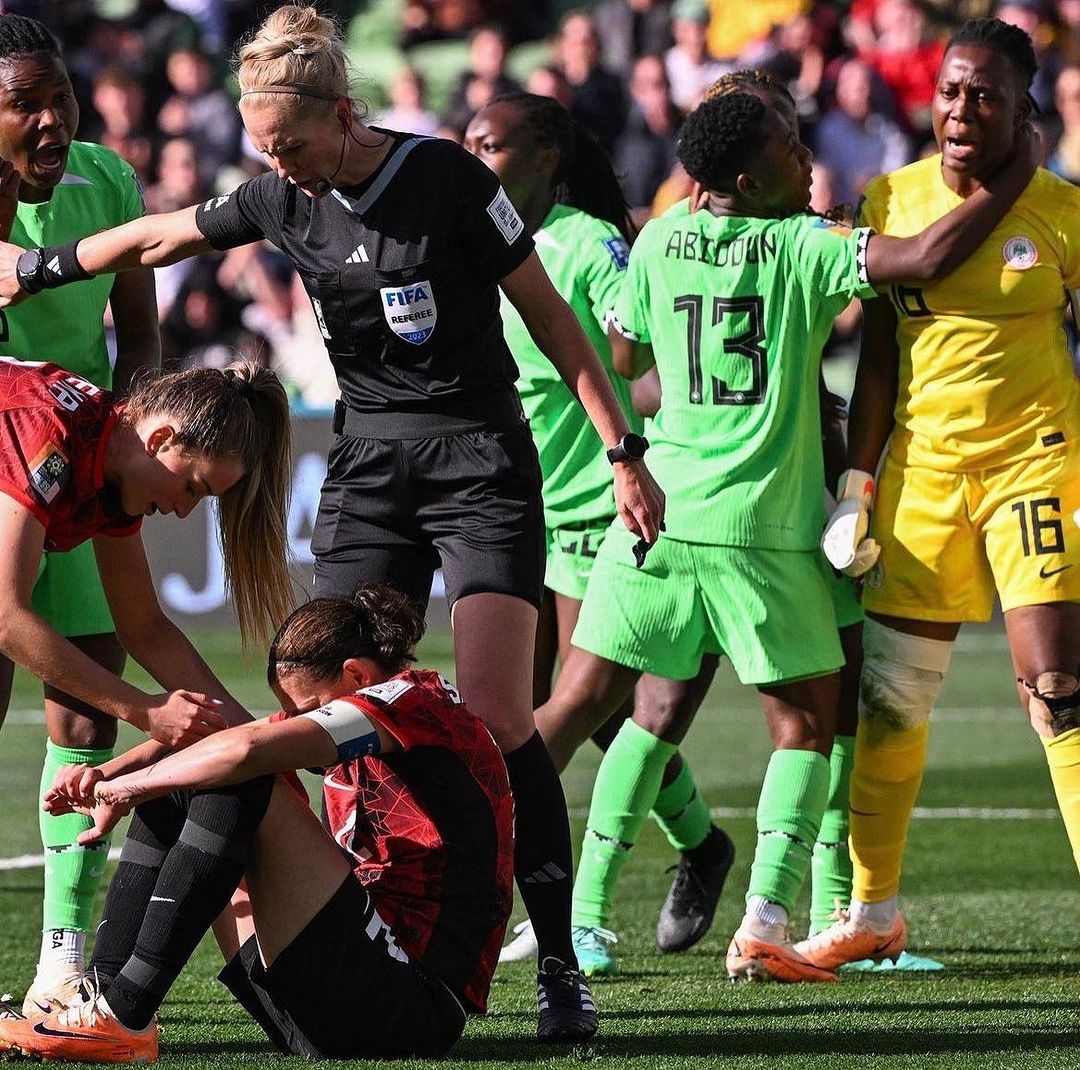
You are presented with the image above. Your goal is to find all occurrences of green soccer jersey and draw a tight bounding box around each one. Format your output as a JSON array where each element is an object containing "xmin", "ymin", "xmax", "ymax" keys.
[
  {"xmin": 501, "ymin": 204, "xmax": 641, "ymax": 528},
  {"xmin": 2, "ymin": 142, "xmax": 144, "ymax": 388},
  {"xmin": 613, "ymin": 205, "xmax": 875, "ymax": 550}
]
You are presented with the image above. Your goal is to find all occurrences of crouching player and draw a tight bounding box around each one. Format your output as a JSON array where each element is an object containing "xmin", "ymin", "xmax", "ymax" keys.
[{"xmin": 0, "ymin": 586, "xmax": 514, "ymax": 1062}]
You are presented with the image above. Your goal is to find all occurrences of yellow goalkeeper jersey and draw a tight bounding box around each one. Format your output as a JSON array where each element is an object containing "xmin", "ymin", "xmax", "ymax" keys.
[{"xmin": 857, "ymin": 155, "xmax": 1080, "ymax": 471}]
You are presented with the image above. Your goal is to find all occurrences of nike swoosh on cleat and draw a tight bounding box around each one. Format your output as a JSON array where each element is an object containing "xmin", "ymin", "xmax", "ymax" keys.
[
  {"xmin": 1039, "ymin": 563, "xmax": 1073, "ymax": 579},
  {"xmin": 149, "ymin": 896, "xmax": 175, "ymax": 903},
  {"xmin": 32, "ymin": 1022, "xmax": 104, "ymax": 1041},
  {"xmin": 31, "ymin": 1001, "xmax": 51, "ymax": 1014}
]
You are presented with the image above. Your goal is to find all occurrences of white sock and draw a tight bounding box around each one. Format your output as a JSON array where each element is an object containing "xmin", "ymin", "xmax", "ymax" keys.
[
  {"xmin": 36, "ymin": 928, "xmax": 85, "ymax": 982},
  {"xmin": 850, "ymin": 896, "xmax": 898, "ymax": 931},
  {"xmin": 744, "ymin": 896, "xmax": 789, "ymax": 940}
]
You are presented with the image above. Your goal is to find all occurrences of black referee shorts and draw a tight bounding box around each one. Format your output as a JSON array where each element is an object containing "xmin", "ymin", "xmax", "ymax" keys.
[
  {"xmin": 218, "ymin": 875, "xmax": 466, "ymax": 1059},
  {"xmin": 311, "ymin": 412, "xmax": 545, "ymax": 611}
]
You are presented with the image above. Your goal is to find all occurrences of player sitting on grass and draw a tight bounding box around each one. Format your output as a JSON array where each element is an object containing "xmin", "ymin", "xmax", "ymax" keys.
[
  {"xmin": 530, "ymin": 88, "xmax": 1038, "ymax": 983},
  {"xmin": 0, "ymin": 585, "xmax": 514, "ymax": 1063}
]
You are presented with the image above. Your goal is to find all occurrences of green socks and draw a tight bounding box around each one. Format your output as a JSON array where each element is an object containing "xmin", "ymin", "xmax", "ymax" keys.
[
  {"xmin": 810, "ymin": 734, "xmax": 855, "ymax": 933},
  {"xmin": 40, "ymin": 740, "xmax": 115, "ymax": 935},
  {"xmin": 746, "ymin": 748, "xmax": 830, "ymax": 914},
  {"xmin": 572, "ymin": 720, "xmax": 677, "ymax": 928},
  {"xmin": 651, "ymin": 755, "xmax": 712, "ymax": 852}
]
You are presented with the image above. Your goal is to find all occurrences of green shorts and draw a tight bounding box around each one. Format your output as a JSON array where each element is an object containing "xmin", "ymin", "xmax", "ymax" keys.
[
  {"xmin": 545, "ymin": 522, "xmax": 611, "ymax": 602},
  {"xmin": 825, "ymin": 557, "xmax": 864, "ymax": 630},
  {"xmin": 32, "ymin": 541, "xmax": 114, "ymax": 638},
  {"xmin": 573, "ymin": 525, "xmax": 844, "ymax": 686}
]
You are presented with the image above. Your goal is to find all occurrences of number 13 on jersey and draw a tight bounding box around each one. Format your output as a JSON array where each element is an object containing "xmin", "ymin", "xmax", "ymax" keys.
[{"xmin": 673, "ymin": 293, "xmax": 767, "ymax": 406}]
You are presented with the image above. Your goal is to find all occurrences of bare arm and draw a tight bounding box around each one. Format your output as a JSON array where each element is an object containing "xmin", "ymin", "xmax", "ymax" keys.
[
  {"xmin": 846, "ymin": 296, "xmax": 900, "ymax": 475},
  {"xmin": 819, "ymin": 370, "xmax": 849, "ymax": 492},
  {"xmin": 0, "ymin": 500, "xmax": 226, "ymax": 745},
  {"xmin": 501, "ymin": 253, "xmax": 665, "ymax": 542},
  {"xmin": 608, "ymin": 323, "xmax": 654, "ymax": 381},
  {"xmin": 863, "ymin": 128, "xmax": 1039, "ymax": 284},
  {"xmin": 108, "ymin": 267, "xmax": 161, "ymax": 393},
  {"xmin": 0, "ymin": 205, "xmax": 212, "ymax": 308},
  {"xmin": 94, "ymin": 533, "xmax": 250, "ymax": 727}
]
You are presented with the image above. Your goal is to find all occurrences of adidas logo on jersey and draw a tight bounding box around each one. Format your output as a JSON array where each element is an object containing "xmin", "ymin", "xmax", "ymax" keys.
[{"xmin": 345, "ymin": 244, "xmax": 369, "ymax": 264}]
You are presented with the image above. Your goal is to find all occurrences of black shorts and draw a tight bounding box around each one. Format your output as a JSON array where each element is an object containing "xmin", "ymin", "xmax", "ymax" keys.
[
  {"xmin": 218, "ymin": 875, "xmax": 467, "ymax": 1059},
  {"xmin": 311, "ymin": 404, "xmax": 545, "ymax": 611}
]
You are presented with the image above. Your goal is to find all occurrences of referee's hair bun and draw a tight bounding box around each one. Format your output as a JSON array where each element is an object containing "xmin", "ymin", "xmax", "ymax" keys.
[{"xmin": 236, "ymin": 5, "xmax": 349, "ymax": 95}]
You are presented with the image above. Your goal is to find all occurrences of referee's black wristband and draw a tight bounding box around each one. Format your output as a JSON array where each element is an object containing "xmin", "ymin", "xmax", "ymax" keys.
[{"xmin": 18, "ymin": 240, "xmax": 93, "ymax": 295}]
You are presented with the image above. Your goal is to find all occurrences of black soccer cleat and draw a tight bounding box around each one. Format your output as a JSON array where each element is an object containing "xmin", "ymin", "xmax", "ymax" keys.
[
  {"xmin": 535, "ymin": 959, "xmax": 598, "ymax": 1043},
  {"xmin": 656, "ymin": 824, "xmax": 736, "ymax": 953}
]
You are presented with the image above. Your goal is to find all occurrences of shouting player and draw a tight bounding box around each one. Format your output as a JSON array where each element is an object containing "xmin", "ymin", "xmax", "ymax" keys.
[{"xmin": 807, "ymin": 17, "xmax": 1080, "ymax": 970}]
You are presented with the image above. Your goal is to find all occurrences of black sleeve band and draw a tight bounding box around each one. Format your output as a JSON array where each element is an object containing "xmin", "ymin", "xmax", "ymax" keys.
[{"xmin": 38, "ymin": 240, "xmax": 93, "ymax": 290}]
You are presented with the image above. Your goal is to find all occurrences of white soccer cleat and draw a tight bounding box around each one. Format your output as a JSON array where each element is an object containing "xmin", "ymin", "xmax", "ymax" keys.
[
  {"xmin": 498, "ymin": 919, "xmax": 538, "ymax": 964},
  {"xmin": 21, "ymin": 972, "xmax": 85, "ymax": 1019}
]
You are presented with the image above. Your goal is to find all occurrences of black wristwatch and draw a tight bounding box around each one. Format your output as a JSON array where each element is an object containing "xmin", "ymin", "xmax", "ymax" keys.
[
  {"xmin": 16, "ymin": 248, "xmax": 45, "ymax": 295},
  {"xmin": 606, "ymin": 432, "xmax": 649, "ymax": 464}
]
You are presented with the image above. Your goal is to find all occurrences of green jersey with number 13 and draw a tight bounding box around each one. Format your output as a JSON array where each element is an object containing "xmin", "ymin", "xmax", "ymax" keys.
[{"xmin": 613, "ymin": 203, "xmax": 875, "ymax": 550}]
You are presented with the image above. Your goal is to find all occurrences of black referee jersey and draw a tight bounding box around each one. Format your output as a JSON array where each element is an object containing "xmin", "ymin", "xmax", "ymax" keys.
[{"xmin": 195, "ymin": 130, "xmax": 536, "ymax": 415}]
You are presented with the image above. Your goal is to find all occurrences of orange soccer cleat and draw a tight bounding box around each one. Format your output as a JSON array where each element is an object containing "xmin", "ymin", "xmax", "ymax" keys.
[
  {"xmin": 793, "ymin": 909, "xmax": 907, "ymax": 971},
  {"xmin": 0, "ymin": 989, "xmax": 158, "ymax": 1064},
  {"xmin": 726, "ymin": 927, "xmax": 839, "ymax": 983}
]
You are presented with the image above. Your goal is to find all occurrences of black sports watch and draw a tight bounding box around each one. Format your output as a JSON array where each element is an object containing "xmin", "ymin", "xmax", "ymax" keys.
[
  {"xmin": 606, "ymin": 432, "xmax": 649, "ymax": 464},
  {"xmin": 16, "ymin": 248, "xmax": 45, "ymax": 295}
]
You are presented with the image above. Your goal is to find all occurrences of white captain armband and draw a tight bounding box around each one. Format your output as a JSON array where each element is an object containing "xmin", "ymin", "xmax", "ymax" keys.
[
  {"xmin": 855, "ymin": 227, "xmax": 872, "ymax": 286},
  {"xmin": 300, "ymin": 699, "xmax": 383, "ymax": 761},
  {"xmin": 606, "ymin": 310, "xmax": 639, "ymax": 341}
]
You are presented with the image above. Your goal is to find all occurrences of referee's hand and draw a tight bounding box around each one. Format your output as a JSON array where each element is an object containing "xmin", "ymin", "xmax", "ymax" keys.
[{"xmin": 614, "ymin": 460, "xmax": 665, "ymax": 546}]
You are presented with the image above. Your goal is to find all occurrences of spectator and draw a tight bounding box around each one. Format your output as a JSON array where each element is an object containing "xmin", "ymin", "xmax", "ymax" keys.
[
  {"xmin": 121, "ymin": 0, "xmax": 202, "ymax": 115},
  {"xmin": 553, "ymin": 10, "xmax": 628, "ymax": 150},
  {"xmin": 527, "ymin": 64, "xmax": 574, "ymax": 109},
  {"xmin": 377, "ymin": 67, "xmax": 440, "ymax": 136},
  {"xmin": 996, "ymin": 0, "xmax": 1060, "ymax": 115},
  {"xmin": 594, "ymin": 0, "xmax": 673, "ymax": 74},
  {"xmin": 87, "ymin": 64, "xmax": 157, "ymax": 186},
  {"xmin": 400, "ymin": 0, "xmax": 491, "ymax": 49},
  {"xmin": 815, "ymin": 57, "xmax": 912, "ymax": 210},
  {"xmin": 858, "ymin": 0, "xmax": 945, "ymax": 136},
  {"xmin": 706, "ymin": 0, "xmax": 809, "ymax": 62},
  {"xmin": 1049, "ymin": 64, "xmax": 1080, "ymax": 182},
  {"xmin": 665, "ymin": 0, "xmax": 731, "ymax": 111},
  {"xmin": 443, "ymin": 24, "xmax": 522, "ymax": 132},
  {"xmin": 616, "ymin": 55, "xmax": 682, "ymax": 212},
  {"xmin": 157, "ymin": 46, "xmax": 241, "ymax": 189}
]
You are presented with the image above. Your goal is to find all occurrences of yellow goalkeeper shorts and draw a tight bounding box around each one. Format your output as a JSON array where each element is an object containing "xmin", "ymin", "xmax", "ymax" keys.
[{"xmin": 862, "ymin": 443, "xmax": 1080, "ymax": 621}]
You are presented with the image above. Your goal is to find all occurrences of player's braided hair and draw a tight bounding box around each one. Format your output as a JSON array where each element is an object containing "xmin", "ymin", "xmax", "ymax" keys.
[
  {"xmin": 704, "ymin": 68, "xmax": 795, "ymax": 108},
  {"xmin": 947, "ymin": 17, "xmax": 1037, "ymax": 92},
  {"xmin": 491, "ymin": 91, "xmax": 636, "ymax": 244},
  {"xmin": 268, "ymin": 586, "xmax": 426, "ymax": 683},
  {"xmin": 124, "ymin": 362, "xmax": 293, "ymax": 646},
  {"xmin": 0, "ymin": 13, "xmax": 62, "ymax": 63},
  {"xmin": 677, "ymin": 91, "xmax": 769, "ymax": 193}
]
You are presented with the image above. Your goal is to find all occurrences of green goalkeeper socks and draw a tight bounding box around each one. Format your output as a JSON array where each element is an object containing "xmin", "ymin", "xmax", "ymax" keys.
[
  {"xmin": 651, "ymin": 755, "xmax": 712, "ymax": 853},
  {"xmin": 572, "ymin": 719, "xmax": 677, "ymax": 928},
  {"xmin": 746, "ymin": 748, "xmax": 830, "ymax": 914},
  {"xmin": 40, "ymin": 740, "xmax": 115, "ymax": 934},
  {"xmin": 810, "ymin": 734, "xmax": 855, "ymax": 933}
]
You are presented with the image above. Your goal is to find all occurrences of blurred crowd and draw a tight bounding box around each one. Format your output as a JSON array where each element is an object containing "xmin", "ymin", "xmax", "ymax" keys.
[{"xmin": 9, "ymin": 0, "xmax": 1080, "ymax": 405}]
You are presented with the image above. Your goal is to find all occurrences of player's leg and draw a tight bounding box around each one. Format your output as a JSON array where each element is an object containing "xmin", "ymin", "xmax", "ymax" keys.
[
  {"xmin": 0, "ymin": 652, "xmax": 12, "ymax": 733},
  {"xmin": 1007, "ymin": 602, "xmax": 1080, "ymax": 870},
  {"xmin": 533, "ymin": 586, "xmax": 559, "ymax": 708},
  {"xmin": 635, "ymin": 663, "xmax": 736, "ymax": 954},
  {"xmin": 429, "ymin": 425, "xmax": 596, "ymax": 1043},
  {"xmin": 567, "ymin": 530, "xmax": 711, "ymax": 972},
  {"xmin": 986, "ymin": 445, "xmax": 1080, "ymax": 873},
  {"xmin": 0, "ymin": 776, "xmax": 276, "ymax": 1063},
  {"xmin": 695, "ymin": 544, "xmax": 843, "ymax": 982},
  {"xmin": 798, "ymin": 456, "xmax": 979, "ymax": 970},
  {"xmin": 25, "ymin": 545, "xmax": 123, "ymax": 1016}
]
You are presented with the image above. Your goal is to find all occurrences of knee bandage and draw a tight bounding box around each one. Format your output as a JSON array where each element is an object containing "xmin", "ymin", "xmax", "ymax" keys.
[
  {"xmin": 858, "ymin": 620, "xmax": 954, "ymax": 733},
  {"xmin": 1020, "ymin": 671, "xmax": 1080, "ymax": 736}
]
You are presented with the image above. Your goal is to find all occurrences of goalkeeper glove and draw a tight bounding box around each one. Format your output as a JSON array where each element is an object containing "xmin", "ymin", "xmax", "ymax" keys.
[{"xmin": 821, "ymin": 468, "xmax": 880, "ymax": 577}]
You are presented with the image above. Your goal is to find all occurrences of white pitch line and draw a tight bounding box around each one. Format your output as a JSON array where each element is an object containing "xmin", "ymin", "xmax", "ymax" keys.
[{"xmin": 0, "ymin": 847, "xmax": 123, "ymax": 871}]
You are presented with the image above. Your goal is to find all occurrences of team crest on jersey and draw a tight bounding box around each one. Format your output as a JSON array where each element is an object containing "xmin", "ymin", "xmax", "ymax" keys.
[
  {"xmin": 28, "ymin": 443, "xmax": 68, "ymax": 504},
  {"xmin": 603, "ymin": 235, "xmax": 630, "ymax": 271},
  {"xmin": 380, "ymin": 280, "xmax": 437, "ymax": 344},
  {"xmin": 1002, "ymin": 235, "xmax": 1038, "ymax": 270}
]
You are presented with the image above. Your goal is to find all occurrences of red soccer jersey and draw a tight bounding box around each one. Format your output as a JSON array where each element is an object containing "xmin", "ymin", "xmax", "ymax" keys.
[
  {"xmin": 318, "ymin": 669, "xmax": 513, "ymax": 1013},
  {"xmin": 0, "ymin": 359, "xmax": 140, "ymax": 551}
]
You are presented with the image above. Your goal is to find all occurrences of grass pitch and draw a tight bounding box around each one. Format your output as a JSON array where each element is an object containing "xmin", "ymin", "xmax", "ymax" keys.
[{"xmin": 0, "ymin": 619, "xmax": 1077, "ymax": 1069}]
